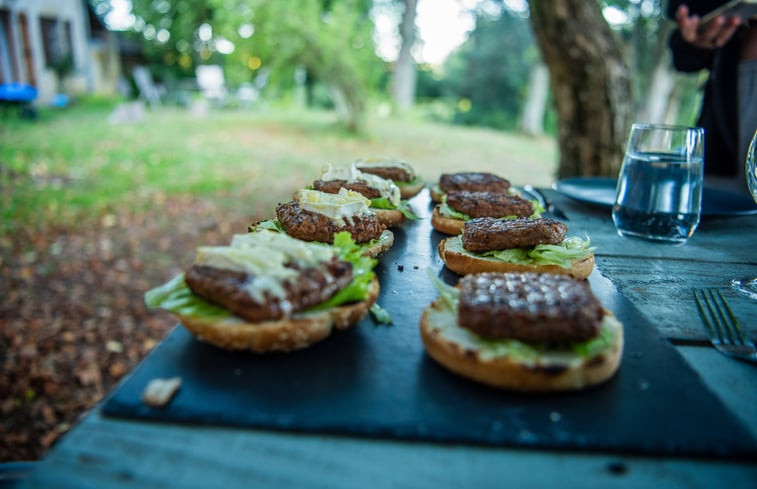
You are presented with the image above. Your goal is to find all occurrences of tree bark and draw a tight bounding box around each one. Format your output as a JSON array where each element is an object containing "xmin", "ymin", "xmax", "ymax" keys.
[
  {"xmin": 529, "ymin": 0, "xmax": 633, "ymax": 178},
  {"xmin": 390, "ymin": 0, "xmax": 418, "ymax": 113},
  {"xmin": 519, "ymin": 62, "xmax": 549, "ymax": 135}
]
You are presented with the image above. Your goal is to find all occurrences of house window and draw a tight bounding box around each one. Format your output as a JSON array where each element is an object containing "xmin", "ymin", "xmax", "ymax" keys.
[{"xmin": 39, "ymin": 16, "xmax": 73, "ymax": 68}]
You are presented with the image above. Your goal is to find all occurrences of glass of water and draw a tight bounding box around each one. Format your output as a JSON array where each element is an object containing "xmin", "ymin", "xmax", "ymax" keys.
[{"xmin": 612, "ymin": 123, "xmax": 704, "ymax": 245}]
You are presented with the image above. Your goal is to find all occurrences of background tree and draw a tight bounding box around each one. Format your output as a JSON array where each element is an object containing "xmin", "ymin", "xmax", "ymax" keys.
[
  {"xmin": 124, "ymin": 0, "xmax": 216, "ymax": 81},
  {"xmin": 441, "ymin": 4, "xmax": 537, "ymax": 130},
  {"xmin": 213, "ymin": 0, "xmax": 380, "ymax": 131},
  {"xmin": 529, "ymin": 0, "xmax": 633, "ymax": 178},
  {"xmin": 389, "ymin": 0, "xmax": 418, "ymax": 113}
]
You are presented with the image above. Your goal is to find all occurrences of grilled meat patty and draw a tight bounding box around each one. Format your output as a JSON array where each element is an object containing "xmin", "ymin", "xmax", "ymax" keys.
[
  {"xmin": 457, "ymin": 272, "xmax": 603, "ymax": 342},
  {"xmin": 439, "ymin": 172, "xmax": 511, "ymax": 194},
  {"xmin": 185, "ymin": 258, "xmax": 353, "ymax": 323},
  {"xmin": 355, "ymin": 165, "xmax": 413, "ymax": 182},
  {"xmin": 461, "ymin": 217, "xmax": 567, "ymax": 252},
  {"xmin": 313, "ymin": 179, "xmax": 382, "ymax": 200},
  {"xmin": 276, "ymin": 201, "xmax": 386, "ymax": 244},
  {"xmin": 446, "ymin": 191, "xmax": 534, "ymax": 218}
]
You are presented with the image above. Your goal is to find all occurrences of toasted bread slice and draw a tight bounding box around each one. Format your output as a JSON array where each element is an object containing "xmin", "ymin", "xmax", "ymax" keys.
[
  {"xmin": 375, "ymin": 209, "xmax": 406, "ymax": 228},
  {"xmin": 398, "ymin": 179, "xmax": 425, "ymax": 199},
  {"xmin": 430, "ymin": 206, "xmax": 466, "ymax": 235},
  {"xmin": 362, "ymin": 230, "xmax": 395, "ymax": 257}
]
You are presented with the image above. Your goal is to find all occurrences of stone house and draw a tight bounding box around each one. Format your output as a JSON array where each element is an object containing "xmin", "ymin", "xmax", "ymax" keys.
[{"xmin": 0, "ymin": 0, "xmax": 120, "ymax": 105}]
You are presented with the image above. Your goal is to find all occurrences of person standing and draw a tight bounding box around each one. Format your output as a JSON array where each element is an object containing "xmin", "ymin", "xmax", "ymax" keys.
[{"xmin": 667, "ymin": 1, "xmax": 757, "ymax": 195}]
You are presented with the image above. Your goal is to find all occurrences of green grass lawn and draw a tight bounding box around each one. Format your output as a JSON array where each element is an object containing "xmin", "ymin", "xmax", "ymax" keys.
[{"xmin": 0, "ymin": 103, "xmax": 557, "ymax": 234}]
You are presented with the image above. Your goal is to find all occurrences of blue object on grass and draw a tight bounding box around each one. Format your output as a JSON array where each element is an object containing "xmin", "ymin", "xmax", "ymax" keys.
[
  {"xmin": 51, "ymin": 93, "xmax": 69, "ymax": 108},
  {"xmin": 0, "ymin": 83, "xmax": 37, "ymax": 103}
]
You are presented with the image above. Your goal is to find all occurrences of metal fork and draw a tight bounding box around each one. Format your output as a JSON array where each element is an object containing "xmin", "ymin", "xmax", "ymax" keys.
[{"xmin": 693, "ymin": 289, "xmax": 757, "ymax": 363}]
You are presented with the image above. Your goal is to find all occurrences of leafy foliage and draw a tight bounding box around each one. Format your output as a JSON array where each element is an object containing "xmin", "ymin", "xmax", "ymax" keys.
[{"xmin": 447, "ymin": 8, "xmax": 535, "ymax": 130}]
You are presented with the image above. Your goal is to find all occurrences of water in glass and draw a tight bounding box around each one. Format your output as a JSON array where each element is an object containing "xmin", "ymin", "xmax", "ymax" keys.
[{"xmin": 613, "ymin": 123, "xmax": 704, "ymax": 244}]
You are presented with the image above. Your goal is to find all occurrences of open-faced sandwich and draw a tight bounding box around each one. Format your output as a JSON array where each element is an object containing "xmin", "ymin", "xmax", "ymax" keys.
[
  {"xmin": 420, "ymin": 271, "xmax": 624, "ymax": 391},
  {"xmin": 144, "ymin": 230, "xmax": 379, "ymax": 352},
  {"xmin": 431, "ymin": 190, "xmax": 540, "ymax": 235},
  {"xmin": 252, "ymin": 188, "xmax": 394, "ymax": 258},
  {"xmin": 438, "ymin": 217, "xmax": 595, "ymax": 279},
  {"xmin": 354, "ymin": 156, "xmax": 425, "ymax": 200},
  {"xmin": 312, "ymin": 164, "xmax": 417, "ymax": 227},
  {"xmin": 430, "ymin": 171, "xmax": 512, "ymax": 203}
]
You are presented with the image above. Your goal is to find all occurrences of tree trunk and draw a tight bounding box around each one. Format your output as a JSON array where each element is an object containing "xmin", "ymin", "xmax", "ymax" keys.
[
  {"xmin": 637, "ymin": 53, "xmax": 677, "ymax": 124},
  {"xmin": 529, "ymin": 0, "xmax": 633, "ymax": 178},
  {"xmin": 635, "ymin": 22, "xmax": 676, "ymax": 124},
  {"xmin": 298, "ymin": 32, "xmax": 366, "ymax": 132},
  {"xmin": 390, "ymin": 0, "xmax": 418, "ymax": 113},
  {"xmin": 519, "ymin": 62, "xmax": 549, "ymax": 135}
]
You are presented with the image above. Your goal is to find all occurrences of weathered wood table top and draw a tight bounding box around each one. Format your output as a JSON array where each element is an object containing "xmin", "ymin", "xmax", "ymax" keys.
[{"xmin": 18, "ymin": 187, "xmax": 757, "ymax": 489}]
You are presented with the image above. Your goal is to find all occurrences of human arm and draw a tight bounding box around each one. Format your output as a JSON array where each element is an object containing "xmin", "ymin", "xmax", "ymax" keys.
[{"xmin": 667, "ymin": 2, "xmax": 742, "ymax": 72}]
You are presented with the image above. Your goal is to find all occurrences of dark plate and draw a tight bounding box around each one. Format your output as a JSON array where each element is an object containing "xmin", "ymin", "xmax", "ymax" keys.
[{"xmin": 553, "ymin": 177, "xmax": 757, "ymax": 218}]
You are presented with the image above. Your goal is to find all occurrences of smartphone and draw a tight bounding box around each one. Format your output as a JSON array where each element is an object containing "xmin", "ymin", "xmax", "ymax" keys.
[{"xmin": 699, "ymin": 0, "xmax": 757, "ymax": 29}]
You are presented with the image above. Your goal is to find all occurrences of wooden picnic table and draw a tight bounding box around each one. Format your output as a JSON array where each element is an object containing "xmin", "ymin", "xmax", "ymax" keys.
[{"xmin": 17, "ymin": 185, "xmax": 757, "ymax": 489}]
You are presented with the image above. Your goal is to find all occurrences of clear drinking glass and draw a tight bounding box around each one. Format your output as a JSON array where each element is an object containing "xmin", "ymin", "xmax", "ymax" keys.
[
  {"xmin": 731, "ymin": 129, "xmax": 757, "ymax": 298},
  {"xmin": 612, "ymin": 123, "xmax": 704, "ymax": 245}
]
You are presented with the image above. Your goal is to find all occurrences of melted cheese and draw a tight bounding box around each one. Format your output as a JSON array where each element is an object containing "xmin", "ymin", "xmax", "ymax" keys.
[
  {"xmin": 196, "ymin": 231, "xmax": 336, "ymax": 302},
  {"xmin": 320, "ymin": 163, "xmax": 401, "ymax": 207},
  {"xmin": 295, "ymin": 188, "xmax": 372, "ymax": 225}
]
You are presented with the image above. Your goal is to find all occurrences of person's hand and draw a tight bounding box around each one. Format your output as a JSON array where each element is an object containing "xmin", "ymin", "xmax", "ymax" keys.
[{"xmin": 675, "ymin": 4, "xmax": 742, "ymax": 49}]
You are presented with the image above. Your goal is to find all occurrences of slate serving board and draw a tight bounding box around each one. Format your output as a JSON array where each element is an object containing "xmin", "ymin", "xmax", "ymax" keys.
[{"xmin": 102, "ymin": 191, "xmax": 757, "ymax": 460}]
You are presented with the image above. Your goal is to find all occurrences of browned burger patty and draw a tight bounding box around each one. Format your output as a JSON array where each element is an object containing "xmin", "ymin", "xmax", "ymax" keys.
[
  {"xmin": 461, "ymin": 217, "xmax": 567, "ymax": 252},
  {"xmin": 312, "ymin": 179, "xmax": 382, "ymax": 200},
  {"xmin": 355, "ymin": 165, "xmax": 413, "ymax": 182},
  {"xmin": 457, "ymin": 272, "xmax": 603, "ymax": 342},
  {"xmin": 276, "ymin": 201, "xmax": 386, "ymax": 244},
  {"xmin": 185, "ymin": 258, "xmax": 353, "ymax": 323},
  {"xmin": 439, "ymin": 172, "xmax": 511, "ymax": 194},
  {"xmin": 446, "ymin": 191, "xmax": 534, "ymax": 218}
]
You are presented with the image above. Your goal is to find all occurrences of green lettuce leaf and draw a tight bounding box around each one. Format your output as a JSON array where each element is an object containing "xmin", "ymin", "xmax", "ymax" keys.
[
  {"xmin": 426, "ymin": 267, "xmax": 460, "ymax": 311},
  {"xmin": 369, "ymin": 303, "xmax": 393, "ymax": 324},
  {"xmin": 309, "ymin": 232, "xmax": 377, "ymax": 310},
  {"xmin": 144, "ymin": 273, "xmax": 232, "ymax": 320},
  {"xmin": 249, "ymin": 219, "xmax": 285, "ymax": 233},
  {"xmin": 478, "ymin": 236, "xmax": 594, "ymax": 268},
  {"xmin": 370, "ymin": 196, "xmax": 395, "ymax": 209},
  {"xmin": 370, "ymin": 197, "xmax": 419, "ymax": 220},
  {"xmin": 438, "ymin": 196, "xmax": 471, "ymax": 220}
]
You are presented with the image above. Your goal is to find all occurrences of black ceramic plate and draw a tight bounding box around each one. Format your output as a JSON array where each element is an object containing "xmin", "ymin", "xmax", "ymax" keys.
[{"xmin": 553, "ymin": 177, "xmax": 757, "ymax": 218}]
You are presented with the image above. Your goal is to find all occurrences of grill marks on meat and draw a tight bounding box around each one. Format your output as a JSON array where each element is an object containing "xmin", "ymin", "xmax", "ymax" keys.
[
  {"xmin": 439, "ymin": 172, "xmax": 510, "ymax": 194},
  {"xmin": 313, "ymin": 179, "xmax": 382, "ymax": 200},
  {"xmin": 355, "ymin": 165, "xmax": 413, "ymax": 182},
  {"xmin": 461, "ymin": 217, "xmax": 567, "ymax": 252},
  {"xmin": 458, "ymin": 272, "xmax": 603, "ymax": 342},
  {"xmin": 276, "ymin": 201, "xmax": 385, "ymax": 244},
  {"xmin": 184, "ymin": 258, "xmax": 353, "ymax": 322},
  {"xmin": 446, "ymin": 191, "xmax": 534, "ymax": 218}
]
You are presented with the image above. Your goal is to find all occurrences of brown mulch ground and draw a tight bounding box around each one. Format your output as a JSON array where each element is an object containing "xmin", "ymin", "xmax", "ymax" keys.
[{"xmin": 0, "ymin": 196, "xmax": 253, "ymax": 461}]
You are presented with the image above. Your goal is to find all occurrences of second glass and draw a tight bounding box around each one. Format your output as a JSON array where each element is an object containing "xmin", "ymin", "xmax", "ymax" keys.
[{"xmin": 612, "ymin": 123, "xmax": 704, "ymax": 245}]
